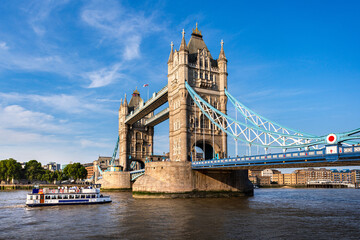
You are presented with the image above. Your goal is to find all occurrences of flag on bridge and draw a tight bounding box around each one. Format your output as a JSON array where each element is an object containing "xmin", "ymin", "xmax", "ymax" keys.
[{"xmin": 143, "ymin": 84, "xmax": 149, "ymax": 87}]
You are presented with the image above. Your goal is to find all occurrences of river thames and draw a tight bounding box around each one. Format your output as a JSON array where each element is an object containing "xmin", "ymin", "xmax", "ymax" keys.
[{"xmin": 0, "ymin": 188, "xmax": 359, "ymax": 239}]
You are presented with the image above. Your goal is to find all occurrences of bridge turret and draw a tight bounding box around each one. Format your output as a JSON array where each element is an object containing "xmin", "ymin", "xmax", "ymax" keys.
[
  {"xmin": 167, "ymin": 41, "xmax": 174, "ymax": 72},
  {"xmin": 218, "ymin": 40, "xmax": 228, "ymax": 92},
  {"xmin": 217, "ymin": 40, "xmax": 228, "ymax": 157}
]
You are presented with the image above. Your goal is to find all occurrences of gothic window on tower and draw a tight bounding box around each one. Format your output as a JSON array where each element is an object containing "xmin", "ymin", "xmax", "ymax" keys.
[
  {"xmin": 205, "ymin": 73, "xmax": 208, "ymax": 80},
  {"xmin": 205, "ymin": 60, "xmax": 208, "ymax": 68},
  {"xmin": 194, "ymin": 70, "xmax": 198, "ymax": 79},
  {"xmin": 210, "ymin": 74, "xmax": 213, "ymax": 81}
]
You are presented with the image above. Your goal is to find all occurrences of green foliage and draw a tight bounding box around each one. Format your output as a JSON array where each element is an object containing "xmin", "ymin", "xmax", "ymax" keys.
[
  {"xmin": 0, "ymin": 158, "xmax": 86, "ymax": 183},
  {"xmin": 55, "ymin": 170, "xmax": 67, "ymax": 182},
  {"xmin": 63, "ymin": 163, "xmax": 87, "ymax": 181},
  {"xmin": 0, "ymin": 158, "xmax": 22, "ymax": 183},
  {"xmin": 24, "ymin": 160, "xmax": 45, "ymax": 181}
]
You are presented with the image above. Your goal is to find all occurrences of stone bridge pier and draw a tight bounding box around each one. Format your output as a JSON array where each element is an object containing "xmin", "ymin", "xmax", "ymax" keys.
[{"xmin": 133, "ymin": 161, "xmax": 253, "ymax": 198}]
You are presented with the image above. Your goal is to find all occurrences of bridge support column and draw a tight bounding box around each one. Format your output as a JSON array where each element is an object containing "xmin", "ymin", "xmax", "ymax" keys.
[
  {"xmin": 97, "ymin": 171, "xmax": 131, "ymax": 190},
  {"xmin": 132, "ymin": 162, "xmax": 253, "ymax": 198}
]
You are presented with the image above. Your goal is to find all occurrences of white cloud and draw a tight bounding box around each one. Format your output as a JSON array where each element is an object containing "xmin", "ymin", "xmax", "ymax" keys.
[
  {"xmin": 0, "ymin": 92, "xmax": 112, "ymax": 114},
  {"xmin": 123, "ymin": 35, "xmax": 141, "ymax": 60},
  {"xmin": 0, "ymin": 50, "xmax": 77, "ymax": 76},
  {"xmin": 26, "ymin": 0, "xmax": 70, "ymax": 36},
  {"xmin": 0, "ymin": 42, "xmax": 8, "ymax": 50},
  {"xmin": 80, "ymin": 139, "xmax": 110, "ymax": 148},
  {"xmin": 81, "ymin": 0, "xmax": 162, "ymax": 60},
  {"xmin": 0, "ymin": 105, "xmax": 67, "ymax": 133},
  {"xmin": 85, "ymin": 63, "xmax": 124, "ymax": 88}
]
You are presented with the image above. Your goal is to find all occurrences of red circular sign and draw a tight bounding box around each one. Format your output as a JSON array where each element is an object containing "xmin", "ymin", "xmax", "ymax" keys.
[{"xmin": 327, "ymin": 134, "xmax": 337, "ymax": 144}]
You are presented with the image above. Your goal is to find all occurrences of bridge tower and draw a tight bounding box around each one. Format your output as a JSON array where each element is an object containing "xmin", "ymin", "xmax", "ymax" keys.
[
  {"xmin": 168, "ymin": 25, "xmax": 228, "ymax": 162},
  {"xmin": 133, "ymin": 24, "xmax": 253, "ymax": 197},
  {"xmin": 118, "ymin": 89, "xmax": 154, "ymax": 171}
]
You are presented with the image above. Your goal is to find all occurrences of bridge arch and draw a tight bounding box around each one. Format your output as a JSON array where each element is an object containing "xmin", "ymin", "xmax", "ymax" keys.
[
  {"xmin": 129, "ymin": 159, "xmax": 145, "ymax": 170},
  {"xmin": 192, "ymin": 140, "xmax": 220, "ymax": 161}
]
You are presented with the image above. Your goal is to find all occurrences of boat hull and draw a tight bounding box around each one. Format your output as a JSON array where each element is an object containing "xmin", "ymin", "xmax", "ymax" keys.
[{"xmin": 26, "ymin": 199, "xmax": 112, "ymax": 207}]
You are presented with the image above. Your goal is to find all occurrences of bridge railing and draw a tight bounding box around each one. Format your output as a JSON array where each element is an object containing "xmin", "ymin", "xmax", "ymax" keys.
[
  {"xmin": 130, "ymin": 169, "xmax": 145, "ymax": 181},
  {"xmin": 192, "ymin": 145, "xmax": 360, "ymax": 168}
]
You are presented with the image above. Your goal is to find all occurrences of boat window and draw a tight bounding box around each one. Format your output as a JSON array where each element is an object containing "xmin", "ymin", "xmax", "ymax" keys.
[
  {"xmin": 35, "ymin": 196, "xmax": 38, "ymax": 200},
  {"xmin": 69, "ymin": 195, "xmax": 74, "ymax": 199},
  {"xmin": 58, "ymin": 195, "xmax": 63, "ymax": 199},
  {"xmin": 75, "ymin": 195, "xmax": 80, "ymax": 199},
  {"xmin": 86, "ymin": 195, "xmax": 90, "ymax": 198},
  {"xmin": 91, "ymin": 195, "xmax": 96, "ymax": 198},
  {"xmin": 52, "ymin": 195, "xmax": 56, "ymax": 199},
  {"xmin": 63, "ymin": 195, "xmax": 68, "ymax": 199},
  {"xmin": 81, "ymin": 195, "xmax": 85, "ymax": 199},
  {"xmin": 45, "ymin": 195, "xmax": 50, "ymax": 199},
  {"xmin": 30, "ymin": 196, "xmax": 33, "ymax": 200}
]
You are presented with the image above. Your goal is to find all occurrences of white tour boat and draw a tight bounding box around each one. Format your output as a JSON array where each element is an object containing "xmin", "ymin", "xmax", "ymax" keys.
[{"xmin": 26, "ymin": 185, "xmax": 111, "ymax": 207}]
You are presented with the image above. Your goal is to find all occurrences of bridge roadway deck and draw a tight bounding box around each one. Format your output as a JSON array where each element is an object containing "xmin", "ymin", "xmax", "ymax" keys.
[
  {"xmin": 125, "ymin": 85, "xmax": 168, "ymax": 125},
  {"xmin": 192, "ymin": 145, "xmax": 360, "ymax": 170}
]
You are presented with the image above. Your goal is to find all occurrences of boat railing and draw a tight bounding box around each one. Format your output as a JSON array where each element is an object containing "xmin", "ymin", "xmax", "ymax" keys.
[{"xmin": 32, "ymin": 187, "xmax": 100, "ymax": 194}]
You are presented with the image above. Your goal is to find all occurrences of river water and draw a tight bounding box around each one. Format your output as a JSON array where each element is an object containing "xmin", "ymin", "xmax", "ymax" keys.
[{"xmin": 0, "ymin": 189, "xmax": 359, "ymax": 240}]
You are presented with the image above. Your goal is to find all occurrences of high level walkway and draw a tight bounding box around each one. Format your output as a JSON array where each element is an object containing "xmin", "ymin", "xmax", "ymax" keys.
[
  {"xmin": 145, "ymin": 107, "xmax": 169, "ymax": 127},
  {"xmin": 125, "ymin": 85, "xmax": 168, "ymax": 125}
]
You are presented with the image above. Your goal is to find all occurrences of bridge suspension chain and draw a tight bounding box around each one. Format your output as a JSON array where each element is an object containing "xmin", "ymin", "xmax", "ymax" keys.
[
  {"xmin": 186, "ymin": 82, "xmax": 325, "ymax": 149},
  {"xmin": 186, "ymin": 82, "xmax": 360, "ymax": 149},
  {"xmin": 224, "ymin": 88, "xmax": 360, "ymax": 147}
]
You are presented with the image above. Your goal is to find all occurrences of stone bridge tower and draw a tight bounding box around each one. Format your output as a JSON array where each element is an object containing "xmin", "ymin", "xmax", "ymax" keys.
[
  {"xmin": 118, "ymin": 89, "xmax": 154, "ymax": 171},
  {"xmin": 133, "ymin": 24, "xmax": 253, "ymax": 198},
  {"xmin": 167, "ymin": 24, "xmax": 228, "ymax": 162}
]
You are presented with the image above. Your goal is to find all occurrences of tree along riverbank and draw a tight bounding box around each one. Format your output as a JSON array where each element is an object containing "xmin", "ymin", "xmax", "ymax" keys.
[
  {"xmin": 0, "ymin": 158, "xmax": 87, "ymax": 184},
  {"xmin": 0, "ymin": 183, "xmax": 91, "ymax": 191}
]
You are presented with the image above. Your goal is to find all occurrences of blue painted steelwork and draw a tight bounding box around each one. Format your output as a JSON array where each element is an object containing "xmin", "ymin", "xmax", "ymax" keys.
[
  {"xmin": 109, "ymin": 136, "xmax": 119, "ymax": 168},
  {"xmin": 192, "ymin": 145, "xmax": 360, "ymax": 169},
  {"xmin": 225, "ymin": 89, "xmax": 315, "ymax": 137},
  {"xmin": 130, "ymin": 161, "xmax": 136, "ymax": 170},
  {"xmin": 130, "ymin": 169, "xmax": 145, "ymax": 181},
  {"xmin": 97, "ymin": 165, "xmax": 103, "ymax": 175},
  {"xmin": 226, "ymin": 89, "xmax": 360, "ymax": 146},
  {"xmin": 185, "ymin": 81, "xmax": 360, "ymax": 149}
]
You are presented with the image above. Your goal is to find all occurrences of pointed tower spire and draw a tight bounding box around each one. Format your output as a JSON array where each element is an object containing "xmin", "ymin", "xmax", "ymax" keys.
[
  {"xmin": 168, "ymin": 41, "xmax": 174, "ymax": 63},
  {"xmin": 179, "ymin": 29, "xmax": 188, "ymax": 51},
  {"xmin": 123, "ymin": 93, "xmax": 128, "ymax": 106},
  {"xmin": 119, "ymin": 98, "xmax": 123, "ymax": 110},
  {"xmin": 219, "ymin": 39, "xmax": 226, "ymax": 60}
]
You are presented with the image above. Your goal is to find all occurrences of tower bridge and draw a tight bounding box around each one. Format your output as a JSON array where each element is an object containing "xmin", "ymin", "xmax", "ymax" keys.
[{"xmin": 99, "ymin": 24, "xmax": 360, "ymax": 197}]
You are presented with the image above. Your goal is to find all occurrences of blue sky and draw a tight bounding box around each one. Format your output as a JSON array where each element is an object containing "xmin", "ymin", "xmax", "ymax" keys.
[{"xmin": 0, "ymin": 0, "xmax": 359, "ymax": 166}]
